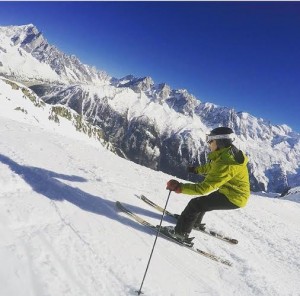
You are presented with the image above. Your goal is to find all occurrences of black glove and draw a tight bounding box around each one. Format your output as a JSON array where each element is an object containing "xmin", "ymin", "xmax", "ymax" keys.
[{"xmin": 187, "ymin": 166, "xmax": 197, "ymax": 174}]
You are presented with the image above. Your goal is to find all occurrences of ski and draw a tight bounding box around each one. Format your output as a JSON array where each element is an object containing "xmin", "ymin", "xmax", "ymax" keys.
[
  {"xmin": 137, "ymin": 194, "xmax": 238, "ymax": 245},
  {"xmin": 116, "ymin": 201, "xmax": 232, "ymax": 267}
]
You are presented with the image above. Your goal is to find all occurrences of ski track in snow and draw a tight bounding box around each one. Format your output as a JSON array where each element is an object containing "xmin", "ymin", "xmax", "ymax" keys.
[{"xmin": 0, "ymin": 112, "xmax": 300, "ymax": 296}]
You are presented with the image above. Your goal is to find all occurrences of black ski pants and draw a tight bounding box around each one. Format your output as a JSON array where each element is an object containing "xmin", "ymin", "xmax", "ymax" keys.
[{"xmin": 175, "ymin": 191, "xmax": 239, "ymax": 234}]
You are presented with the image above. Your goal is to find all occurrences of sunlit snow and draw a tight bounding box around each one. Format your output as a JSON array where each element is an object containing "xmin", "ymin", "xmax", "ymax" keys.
[{"xmin": 0, "ymin": 77, "xmax": 300, "ymax": 296}]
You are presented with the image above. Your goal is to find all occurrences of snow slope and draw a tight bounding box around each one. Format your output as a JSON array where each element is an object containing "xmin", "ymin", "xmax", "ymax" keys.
[{"xmin": 1, "ymin": 83, "xmax": 300, "ymax": 296}]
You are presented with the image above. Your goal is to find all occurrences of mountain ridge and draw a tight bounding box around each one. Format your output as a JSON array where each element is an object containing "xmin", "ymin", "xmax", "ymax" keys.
[{"xmin": 1, "ymin": 24, "xmax": 299, "ymax": 193}]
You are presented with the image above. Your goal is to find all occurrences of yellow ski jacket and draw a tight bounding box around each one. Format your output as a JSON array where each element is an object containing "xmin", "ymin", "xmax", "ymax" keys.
[{"xmin": 181, "ymin": 147, "xmax": 250, "ymax": 207}]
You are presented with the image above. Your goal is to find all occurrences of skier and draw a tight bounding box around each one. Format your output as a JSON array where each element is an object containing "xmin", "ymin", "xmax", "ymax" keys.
[{"xmin": 164, "ymin": 127, "xmax": 250, "ymax": 242}]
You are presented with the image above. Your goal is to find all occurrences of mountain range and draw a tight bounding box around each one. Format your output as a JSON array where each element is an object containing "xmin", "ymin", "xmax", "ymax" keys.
[{"xmin": 1, "ymin": 24, "xmax": 299, "ymax": 193}]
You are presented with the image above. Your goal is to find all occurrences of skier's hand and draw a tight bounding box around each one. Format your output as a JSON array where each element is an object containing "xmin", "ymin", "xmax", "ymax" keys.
[
  {"xmin": 187, "ymin": 166, "xmax": 197, "ymax": 174},
  {"xmin": 166, "ymin": 179, "xmax": 182, "ymax": 193}
]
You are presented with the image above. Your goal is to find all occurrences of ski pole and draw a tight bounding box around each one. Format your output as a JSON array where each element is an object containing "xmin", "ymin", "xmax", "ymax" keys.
[{"xmin": 136, "ymin": 190, "xmax": 172, "ymax": 295}]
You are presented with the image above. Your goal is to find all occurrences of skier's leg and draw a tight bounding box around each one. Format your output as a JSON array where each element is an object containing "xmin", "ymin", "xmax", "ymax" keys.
[
  {"xmin": 193, "ymin": 212, "xmax": 206, "ymax": 229},
  {"xmin": 175, "ymin": 197, "xmax": 205, "ymax": 234},
  {"xmin": 175, "ymin": 191, "xmax": 239, "ymax": 234}
]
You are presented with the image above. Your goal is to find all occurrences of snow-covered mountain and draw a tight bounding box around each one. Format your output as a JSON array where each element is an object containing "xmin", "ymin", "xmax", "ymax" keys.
[
  {"xmin": 1, "ymin": 73, "xmax": 300, "ymax": 296},
  {"xmin": 0, "ymin": 24, "xmax": 110, "ymax": 84},
  {"xmin": 1, "ymin": 24, "xmax": 299, "ymax": 193}
]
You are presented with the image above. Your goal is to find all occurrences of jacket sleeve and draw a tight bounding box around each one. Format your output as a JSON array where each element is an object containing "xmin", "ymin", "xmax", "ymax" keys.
[
  {"xmin": 194, "ymin": 163, "xmax": 212, "ymax": 175},
  {"xmin": 181, "ymin": 162, "xmax": 234, "ymax": 195}
]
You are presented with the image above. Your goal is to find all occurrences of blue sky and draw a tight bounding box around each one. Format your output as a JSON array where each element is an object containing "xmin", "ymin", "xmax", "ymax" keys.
[{"xmin": 1, "ymin": 1, "xmax": 300, "ymax": 132}]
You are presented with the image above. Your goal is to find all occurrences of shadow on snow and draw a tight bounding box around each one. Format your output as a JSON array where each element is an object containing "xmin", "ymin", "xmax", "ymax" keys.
[{"xmin": 0, "ymin": 154, "xmax": 173, "ymax": 236}]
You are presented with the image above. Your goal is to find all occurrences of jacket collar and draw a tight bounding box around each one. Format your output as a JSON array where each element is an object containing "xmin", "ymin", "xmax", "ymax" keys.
[{"xmin": 208, "ymin": 147, "xmax": 230, "ymax": 161}]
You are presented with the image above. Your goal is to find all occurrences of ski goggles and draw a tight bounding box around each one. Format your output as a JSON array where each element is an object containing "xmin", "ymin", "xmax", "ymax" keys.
[{"xmin": 206, "ymin": 133, "xmax": 235, "ymax": 144}]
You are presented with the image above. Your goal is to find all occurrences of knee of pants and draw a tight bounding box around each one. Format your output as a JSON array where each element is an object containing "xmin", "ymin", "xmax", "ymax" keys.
[{"xmin": 184, "ymin": 198, "xmax": 202, "ymax": 214}]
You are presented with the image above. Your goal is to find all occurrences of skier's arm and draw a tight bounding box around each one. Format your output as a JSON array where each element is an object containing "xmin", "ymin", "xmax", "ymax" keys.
[
  {"xmin": 181, "ymin": 163, "xmax": 233, "ymax": 195},
  {"xmin": 194, "ymin": 163, "xmax": 212, "ymax": 175}
]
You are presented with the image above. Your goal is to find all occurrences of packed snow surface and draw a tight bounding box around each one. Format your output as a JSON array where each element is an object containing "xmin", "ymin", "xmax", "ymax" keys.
[{"xmin": 1, "ymin": 82, "xmax": 300, "ymax": 296}]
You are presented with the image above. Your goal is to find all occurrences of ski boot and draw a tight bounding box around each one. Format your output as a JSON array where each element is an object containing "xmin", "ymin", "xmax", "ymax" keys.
[
  {"xmin": 193, "ymin": 223, "xmax": 206, "ymax": 231},
  {"xmin": 159, "ymin": 226, "xmax": 194, "ymax": 246}
]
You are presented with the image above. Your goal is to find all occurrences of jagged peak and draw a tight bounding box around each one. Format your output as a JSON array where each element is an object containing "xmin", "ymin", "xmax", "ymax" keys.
[
  {"xmin": 115, "ymin": 75, "xmax": 154, "ymax": 92},
  {"xmin": 117, "ymin": 75, "xmax": 152, "ymax": 84},
  {"xmin": 0, "ymin": 24, "xmax": 41, "ymax": 40},
  {"xmin": 0, "ymin": 24, "xmax": 111, "ymax": 85},
  {"xmin": 170, "ymin": 88, "xmax": 198, "ymax": 102},
  {"xmin": 0, "ymin": 23, "xmax": 37, "ymax": 32},
  {"xmin": 151, "ymin": 83, "xmax": 171, "ymax": 99},
  {"xmin": 19, "ymin": 23, "xmax": 39, "ymax": 33}
]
